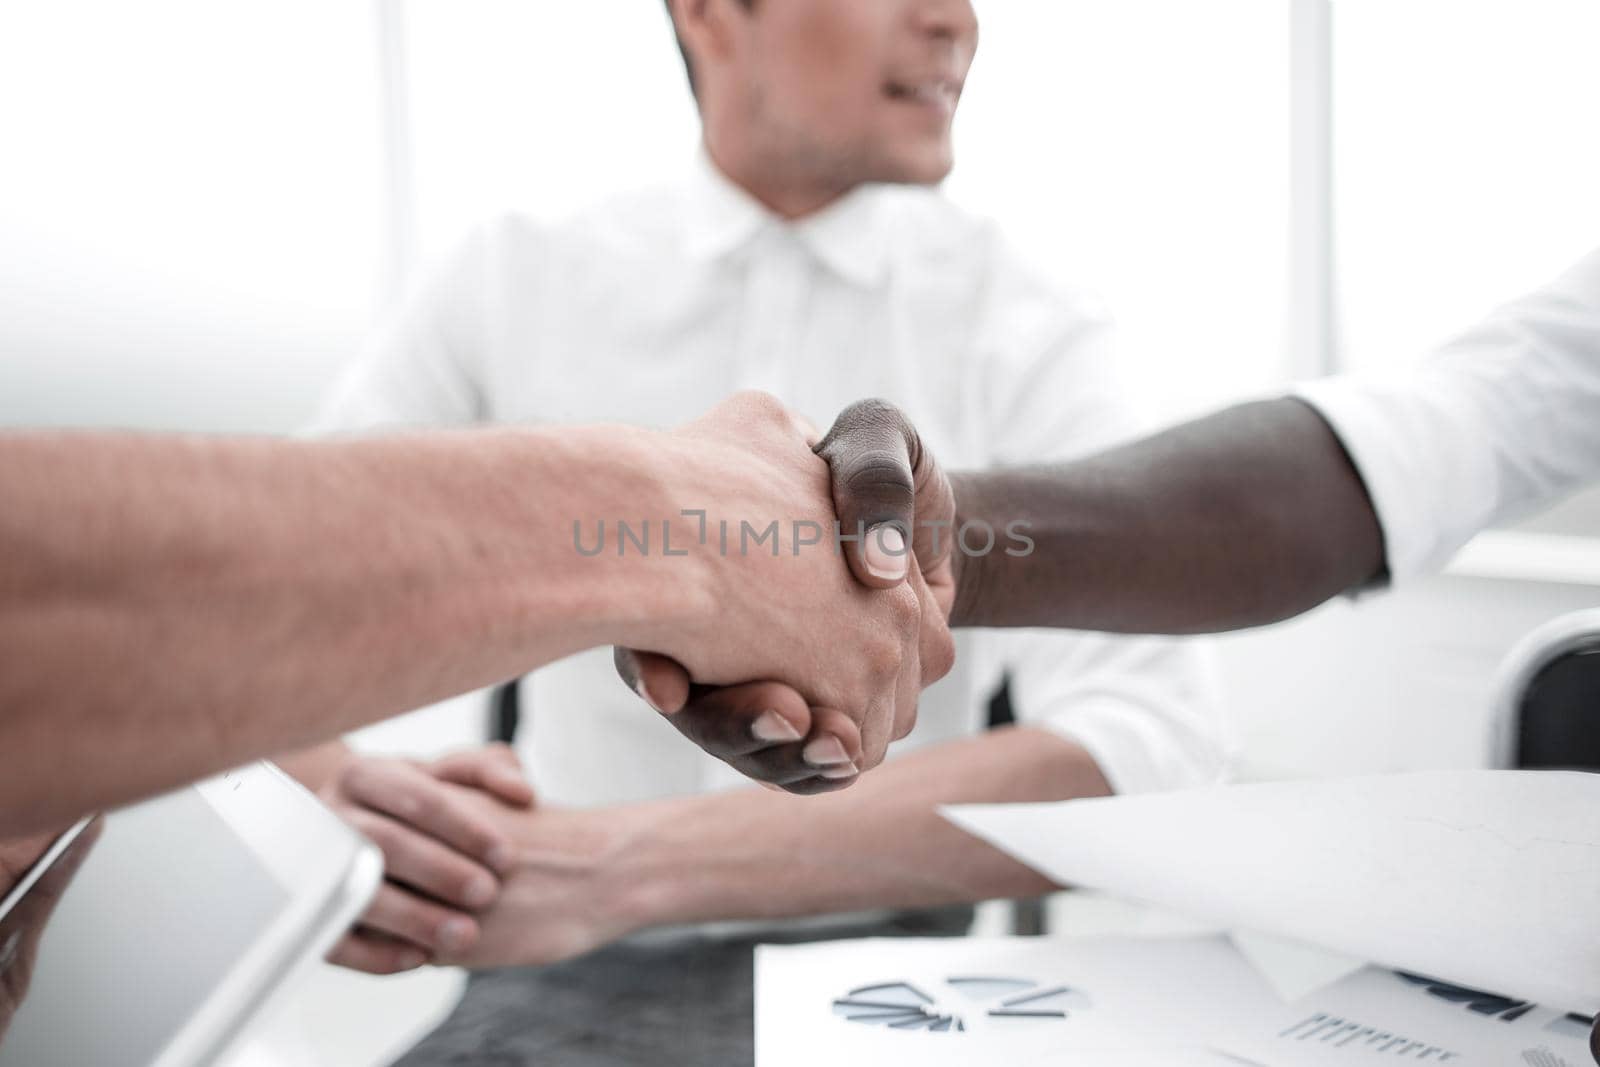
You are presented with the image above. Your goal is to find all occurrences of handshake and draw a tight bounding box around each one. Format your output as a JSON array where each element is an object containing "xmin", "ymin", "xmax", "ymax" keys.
[{"xmin": 593, "ymin": 391, "xmax": 968, "ymax": 793}]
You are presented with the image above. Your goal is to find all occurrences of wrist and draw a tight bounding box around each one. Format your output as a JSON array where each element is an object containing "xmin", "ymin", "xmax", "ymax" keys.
[
  {"xmin": 602, "ymin": 796, "xmax": 714, "ymax": 932},
  {"xmin": 604, "ymin": 793, "xmax": 755, "ymax": 934},
  {"xmin": 947, "ymin": 470, "xmax": 991, "ymax": 627},
  {"xmin": 501, "ymin": 425, "xmax": 717, "ymax": 655}
]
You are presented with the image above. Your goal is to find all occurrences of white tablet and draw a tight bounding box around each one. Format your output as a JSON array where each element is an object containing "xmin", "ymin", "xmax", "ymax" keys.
[{"xmin": 0, "ymin": 762, "xmax": 381, "ymax": 1067}]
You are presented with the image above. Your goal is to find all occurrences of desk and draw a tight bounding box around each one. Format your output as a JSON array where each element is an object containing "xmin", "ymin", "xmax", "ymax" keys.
[{"xmin": 393, "ymin": 906, "xmax": 974, "ymax": 1066}]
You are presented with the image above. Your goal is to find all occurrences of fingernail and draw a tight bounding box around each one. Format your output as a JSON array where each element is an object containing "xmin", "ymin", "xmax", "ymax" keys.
[
  {"xmin": 635, "ymin": 677, "xmax": 669, "ymax": 715},
  {"xmin": 803, "ymin": 736, "xmax": 851, "ymax": 767},
  {"xmin": 819, "ymin": 765, "xmax": 859, "ymax": 780},
  {"xmin": 864, "ymin": 524, "xmax": 908, "ymax": 581},
  {"xmin": 398, "ymin": 948, "xmax": 428, "ymax": 970},
  {"xmin": 751, "ymin": 709, "xmax": 802, "ymax": 743},
  {"xmin": 439, "ymin": 917, "xmax": 476, "ymax": 953},
  {"xmin": 463, "ymin": 874, "xmax": 497, "ymax": 909},
  {"xmin": 486, "ymin": 843, "xmax": 515, "ymax": 873}
]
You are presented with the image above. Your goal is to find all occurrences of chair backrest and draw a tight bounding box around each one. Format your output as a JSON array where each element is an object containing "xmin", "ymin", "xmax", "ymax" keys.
[
  {"xmin": 1488, "ymin": 609, "xmax": 1600, "ymax": 770},
  {"xmin": 490, "ymin": 678, "xmax": 521, "ymax": 744}
]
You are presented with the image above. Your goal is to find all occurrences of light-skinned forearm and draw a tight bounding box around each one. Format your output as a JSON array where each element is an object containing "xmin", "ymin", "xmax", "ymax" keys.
[
  {"xmin": 277, "ymin": 740, "xmax": 356, "ymax": 793},
  {"xmin": 0, "ymin": 427, "xmax": 699, "ymax": 836},
  {"xmin": 607, "ymin": 725, "xmax": 1110, "ymax": 929},
  {"xmin": 949, "ymin": 398, "xmax": 1386, "ymax": 634}
]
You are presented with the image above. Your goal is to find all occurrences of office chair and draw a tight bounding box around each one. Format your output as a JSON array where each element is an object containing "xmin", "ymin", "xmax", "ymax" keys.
[
  {"xmin": 490, "ymin": 678, "xmax": 521, "ymax": 744},
  {"xmin": 1488, "ymin": 608, "xmax": 1600, "ymax": 772},
  {"xmin": 1477, "ymin": 611, "xmax": 1600, "ymax": 1061}
]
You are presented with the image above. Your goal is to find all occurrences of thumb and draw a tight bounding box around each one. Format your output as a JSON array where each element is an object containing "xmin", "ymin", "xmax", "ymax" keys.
[{"xmin": 813, "ymin": 398, "xmax": 955, "ymax": 589}]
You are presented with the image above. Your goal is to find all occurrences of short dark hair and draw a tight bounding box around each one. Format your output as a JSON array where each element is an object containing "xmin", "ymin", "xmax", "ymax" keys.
[{"xmin": 664, "ymin": 0, "xmax": 754, "ymax": 100}]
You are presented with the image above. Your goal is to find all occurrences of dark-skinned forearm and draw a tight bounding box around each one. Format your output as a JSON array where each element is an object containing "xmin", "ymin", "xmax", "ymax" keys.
[{"xmin": 949, "ymin": 398, "xmax": 1385, "ymax": 633}]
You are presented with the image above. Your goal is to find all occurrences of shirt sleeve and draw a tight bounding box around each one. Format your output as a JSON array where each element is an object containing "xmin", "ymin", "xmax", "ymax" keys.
[
  {"xmin": 1294, "ymin": 246, "xmax": 1600, "ymax": 581},
  {"xmin": 977, "ymin": 236, "xmax": 1233, "ymax": 793},
  {"xmin": 1007, "ymin": 628, "xmax": 1231, "ymax": 794},
  {"xmin": 975, "ymin": 234, "xmax": 1143, "ymax": 465},
  {"xmin": 307, "ymin": 227, "xmax": 495, "ymax": 434}
]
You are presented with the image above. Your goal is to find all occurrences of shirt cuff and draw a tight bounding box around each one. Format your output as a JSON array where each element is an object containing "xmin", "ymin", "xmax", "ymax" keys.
[
  {"xmin": 1035, "ymin": 695, "xmax": 1231, "ymax": 796},
  {"xmin": 1290, "ymin": 377, "xmax": 1492, "ymax": 583}
]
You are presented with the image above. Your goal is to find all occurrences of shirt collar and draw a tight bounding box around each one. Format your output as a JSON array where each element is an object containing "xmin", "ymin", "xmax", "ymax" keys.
[{"xmin": 683, "ymin": 145, "xmax": 892, "ymax": 289}]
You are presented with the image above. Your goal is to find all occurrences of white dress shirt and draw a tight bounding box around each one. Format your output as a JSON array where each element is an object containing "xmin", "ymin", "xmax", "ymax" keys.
[
  {"xmin": 315, "ymin": 152, "xmax": 1228, "ymax": 804},
  {"xmin": 1296, "ymin": 247, "xmax": 1600, "ymax": 581}
]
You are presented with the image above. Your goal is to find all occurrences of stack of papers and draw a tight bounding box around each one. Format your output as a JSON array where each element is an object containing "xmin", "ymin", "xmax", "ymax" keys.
[
  {"xmin": 755, "ymin": 771, "xmax": 1600, "ymax": 1065},
  {"xmin": 757, "ymin": 934, "xmax": 1263, "ymax": 1065},
  {"xmin": 756, "ymin": 934, "xmax": 1593, "ymax": 1065},
  {"xmin": 945, "ymin": 770, "xmax": 1600, "ymax": 1014}
]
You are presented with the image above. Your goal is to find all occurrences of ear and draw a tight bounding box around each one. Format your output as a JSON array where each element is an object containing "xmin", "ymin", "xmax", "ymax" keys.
[{"xmin": 670, "ymin": 0, "xmax": 742, "ymax": 71}]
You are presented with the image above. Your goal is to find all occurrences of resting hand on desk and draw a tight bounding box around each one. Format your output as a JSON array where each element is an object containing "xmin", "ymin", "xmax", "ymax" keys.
[
  {"xmin": 339, "ymin": 727, "xmax": 1102, "ymax": 976},
  {"xmin": 314, "ymin": 745, "xmax": 533, "ymax": 975},
  {"xmin": 308, "ymin": 773, "xmax": 644, "ymax": 974}
]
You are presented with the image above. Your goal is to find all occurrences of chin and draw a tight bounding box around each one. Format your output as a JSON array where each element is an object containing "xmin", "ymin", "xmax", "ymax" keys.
[{"xmin": 874, "ymin": 142, "xmax": 956, "ymax": 186}]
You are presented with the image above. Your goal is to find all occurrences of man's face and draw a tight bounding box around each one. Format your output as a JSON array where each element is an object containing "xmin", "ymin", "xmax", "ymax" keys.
[{"xmin": 720, "ymin": 0, "xmax": 979, "ymax": 189}]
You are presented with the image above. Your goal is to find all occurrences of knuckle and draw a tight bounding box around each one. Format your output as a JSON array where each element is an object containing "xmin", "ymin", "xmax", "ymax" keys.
[
  {"xmin": 339, "ymin": 759, "xmax": 382, "ymax": 797},
  {"xmin": 345, "ymin": 810, "xmax": 393, "ymax": 850},
  {"xmin": 841, "ymin": 397, "xmax": 907, "ymax": 434},
  {"xmin": 887, "ymin": 586, "xmax": 920, "ymax": 631},
  {"xmin": 670, "ymin": 706, "xmax": 716, "ymax": 748},
  {"xmin": 732, "ymin": 389, "xmax": 786, "ymax": 421},
  {"xmin": 452, "ymin": 870, "xmax": 486, "ymax": 903},
  {"xmin": 412, "ymin": 787, "xmax": 445, "ymax": 823},
  {"xmin": 862, "ymin": 633, "xmax": 905, "ymax": 679},
  {"xmin": 467, "ymin": 825, "xmax": 501, "ymax": 858},
  {"xmin": 926, "ymin": 627, "xmax": 957, "ymax": 683},
  {"xmin": 399, "ymin": 905, "xmax": 445, "ymax": 944},
  {"xmin": 894, "ymin": 702, "xmax": 920, "ymax": 741},
  {"xmin": 688, "ymin": 702, "xmax": 755, "ymax": 754}
]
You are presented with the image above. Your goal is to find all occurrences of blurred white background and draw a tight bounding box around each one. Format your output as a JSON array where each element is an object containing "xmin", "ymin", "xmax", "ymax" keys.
[
  {"xmin": 4, "ymin": 0, "xmax": 1600, "ymax": 780},
  {"xmin": 7, "ymin": 4, "xmax": 1600, "ymax": 1062},
  {"xmin": 6, "ymin": 1, "xmax": 1599, "ymax": 438},
  {"xmin": 4, "ymin": 0, "xmax": 1599, "ymax": 809}
]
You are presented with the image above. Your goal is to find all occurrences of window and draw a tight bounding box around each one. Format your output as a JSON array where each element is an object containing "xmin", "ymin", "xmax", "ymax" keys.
[
  {"xmin": 0, "ymin": 1, "xmax": 383, "ymax": 432},
  {"xmin": 1330, "ymin": 0, "xmax": 1600, "ymax": 539},
  {"xmin": 946, "ymin": 0, "xmax": 1290, "ymax": 423}
]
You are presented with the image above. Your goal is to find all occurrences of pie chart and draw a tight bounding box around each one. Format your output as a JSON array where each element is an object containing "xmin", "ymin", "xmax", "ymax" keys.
[{"xmin": 830, "ymin": 975, "xmax": 1090, "ymax": 1033}]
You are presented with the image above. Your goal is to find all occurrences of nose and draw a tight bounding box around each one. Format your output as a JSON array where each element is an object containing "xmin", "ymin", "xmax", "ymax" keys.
[{"xmin": 911, "ymin": 0, "xmax": 979, "ymax": 49}]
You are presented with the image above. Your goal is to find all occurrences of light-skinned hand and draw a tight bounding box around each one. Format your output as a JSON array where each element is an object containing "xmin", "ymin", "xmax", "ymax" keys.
[
  {"xmin": 319, "ymin": 744, "xmax": 534, "ymax": 974},
  {"xmin": 622, "ymin": 392, "xmax": 955, "ymax": 772},
  {"xmin": 617, "ymin": 397, "xmax": 957, "ymax": 791}
]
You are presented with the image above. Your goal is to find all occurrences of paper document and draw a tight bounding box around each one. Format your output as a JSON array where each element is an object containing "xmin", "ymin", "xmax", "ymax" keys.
[
  {"xmin": 754, "ymin": 934, "xmax": 1271, "ymax": 1066},
  {"xmin": 944, "ymin": 770, "xmax": 1600, "ymax": 1015},
  {"xmin": 755, "ymin": 934, "xmax": 1594, "ymax": 1066},
  {"xmin": 1237, "ymin": 964, "xmax": 1592, "ymax": 1065}
]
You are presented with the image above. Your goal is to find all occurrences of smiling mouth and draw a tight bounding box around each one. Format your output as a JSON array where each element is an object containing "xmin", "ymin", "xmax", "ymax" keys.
[{"xmin": 884, "ymin": 78, "xmax": 961, "ymax": 110}]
